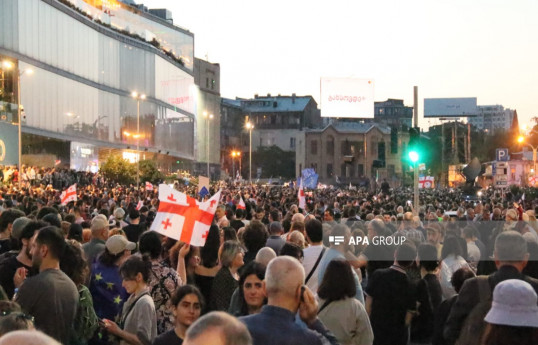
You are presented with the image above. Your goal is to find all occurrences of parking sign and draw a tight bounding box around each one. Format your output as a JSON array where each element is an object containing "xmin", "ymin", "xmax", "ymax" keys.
[{"xmin": 496, "ymin": 148, "xmax": 508, "ymax": 161}]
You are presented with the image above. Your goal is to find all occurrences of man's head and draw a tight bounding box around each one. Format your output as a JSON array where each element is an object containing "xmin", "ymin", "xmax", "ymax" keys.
[
  {"xmin": 330, "ymin": 224, "xmax": 351, "ymax": 251},
  {"xmin": 183, "ymin": 311, "xmax": 252, "ymax": 345},
  {"xmin": 31, "ymin": 226, "xmax": 66, "ymax": 270},
  {"xmin": 394, "ymin": 241, "xmax": 417, "ymax": 268},
  {"xmin": 264, "ymin": 256, "xmax": 305, "ymax": 311},
  {"xmin": 19, "ymin": 221, "xmax": 48, "ymax": 259},
  {"xmin": 0, "ymin": 209, "xmax": 25, "ymax": 236},
  {"xmin": 305, "ymin": 219, "xmax": 323, "ymax": 244},
  {"xmin": 323, "ymin": 209, "xmax": 334, "ymax": 222},
  {"xmin": 90, "ymin": 215, "xmax": 109, "ymax": 241},
  {"xmin": 426, "ymin": 223, "xmax": 443, "ymax": 245},
  {"xmin": 0, "ymin": 330, "xmax": 60, "ymax": 345},
  {"xmin": 255, "ymin": 247, "xmax": 276, "ymax": 267},
  {"xmin": 269, "ymin": 222, "xmax": 283, "ymax": 235},
  {"xmin": 215, "ymin": 205, "xmax": 226, "ymax": 220},
  {"xmin": 494, "ymin": 231, "xmax": 529, "ymax": 271}
]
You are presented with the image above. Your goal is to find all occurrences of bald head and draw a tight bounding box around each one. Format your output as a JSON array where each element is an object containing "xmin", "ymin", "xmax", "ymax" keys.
[
  {"xmin": 265, "ymin": 256, "xmax": 304, "ymax": 298},
  {"xmin": 291, "ymin": 213, "xmax": 305, "ymax": 224},
  {"xmin": 0, "ymin": 330, "xmax": 60, "ymax": 345},
  {"xmin": 255, "ymin": 247, "xmax": 277, "ymax": 267}
]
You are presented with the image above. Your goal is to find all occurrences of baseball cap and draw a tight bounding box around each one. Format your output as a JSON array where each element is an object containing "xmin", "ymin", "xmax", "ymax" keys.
[
  {"xmin": 485, "ymin": 279, "xmax": 538, "ymax": 327},
  {"xmin": 91, "ymin": 215, "xmax": 109, "ymax": 231},
  {"xmin": 114, "ymin": 208, "xmax": 125, "ymax": 220},
  {"xmin": 12, "ymin": 217, "xmax": 31, "ymax": 240},
  {"xmin": 105, "ymin": 235, "xmax": 136, "ymax": 255}
]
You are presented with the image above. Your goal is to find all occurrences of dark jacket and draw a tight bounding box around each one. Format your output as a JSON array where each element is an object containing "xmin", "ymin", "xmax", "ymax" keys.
[
  {"xmin": 240, "ymin": 305, "xmax": 339, "ymax": 345},
  {"xmin": 443, "ymin": 265, "xmax": 538, "ymax": 345}
]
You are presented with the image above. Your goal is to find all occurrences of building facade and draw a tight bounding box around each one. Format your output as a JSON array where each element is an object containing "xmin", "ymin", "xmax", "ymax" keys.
[
  {"xmin": 0, "ymin": 0, "xmax": 196, "ymax": 172},
  {"xmin": 193, "ymin": 58, "xmax": 221, "ymax": 179},
  {"xmin": 220, "ymin": 94, "xmax": 322, "ymax": 179},
  {"xmin": 301, "ymin": 123, "xmax": 407, "ymax": 185},
  {"xmin": 468, "ymin": 105, "xmax": 515, "ymax": 133},
  {"xmin": 373, "ymin": 99, "xmax": 413, "ymax": 128}
]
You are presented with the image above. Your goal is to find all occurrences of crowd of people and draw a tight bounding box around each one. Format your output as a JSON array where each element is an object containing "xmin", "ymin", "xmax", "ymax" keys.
[{"xmin": 0, "ymin": 173, "xmax": 537, "ymax": 345}]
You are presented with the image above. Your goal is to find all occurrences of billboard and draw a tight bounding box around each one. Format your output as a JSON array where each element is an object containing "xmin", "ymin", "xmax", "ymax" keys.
[
  {"xmin": 424, "ymin": 97, "xmax": 477, "ymax": 117},
  {"xmin": 0, "ymin": 122, "xmax": 19, "ymax": 166},
  {"xmin": 320, "ymin": 77, "xmax": 374, "ymax": 118}
]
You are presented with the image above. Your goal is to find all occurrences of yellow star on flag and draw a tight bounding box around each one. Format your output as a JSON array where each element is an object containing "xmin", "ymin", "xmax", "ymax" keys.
[
  {"xmin": 95, "ymin": 273, "xmax": 103, "ymax": 281},
  {"xmin": 106, "ymin": 282, "xmax": 114, "ymax": 290},
  {"xmin": 113, "ymin": 295, "xmax": 122, "ymax": 304}
]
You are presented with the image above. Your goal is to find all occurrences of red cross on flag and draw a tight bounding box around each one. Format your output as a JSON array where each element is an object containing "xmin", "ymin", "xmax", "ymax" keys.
[
  {"xmin": 145, "ymin": 181, "xmax": 154, "ymax": 191},
  {"xmin": 136, "ymin": 200, "xmax": 144, "ymax": 210},
  {"xmin": 60, "ymin": 184, "xmax": 77, "ymax": 205},
  {"xmin": 298, "ymin": 179, "xmax": 306, "ymax": 210},
  {"xmin": 151, "ymin": 184, "xmax": 221, "ymax": 246},
  {"xmin": 237, "ymin": 196, "xmax": 246, "ymax": 210}
]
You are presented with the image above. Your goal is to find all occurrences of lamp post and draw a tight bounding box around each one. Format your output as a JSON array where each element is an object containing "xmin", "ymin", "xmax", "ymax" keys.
[
  {"xmin": 231, "ymin": 151, "xmax": 236, "ymax": 181},
  {"xmin": 409, "ymin": 150, "xmax": 419, "ymax": 215},
  {"xmin": 2, "ymin": 61, "xmax": 33, "ymax": 189},
  {"xmin": 203, "ymin": 111, "xmax": 214, "ymax": 179},
  {"xmin": 131, "ymin": 91, "xmax": 145, "ymax": 189},
  {"xmin": 246, "ymin": 122, "xmax": 254, "ymax": 184}
]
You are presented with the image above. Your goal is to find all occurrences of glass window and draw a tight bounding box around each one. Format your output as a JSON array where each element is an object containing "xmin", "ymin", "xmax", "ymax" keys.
[{"xmin": 311, "ymin": 140, "xmax": 318, "ymax": 155}]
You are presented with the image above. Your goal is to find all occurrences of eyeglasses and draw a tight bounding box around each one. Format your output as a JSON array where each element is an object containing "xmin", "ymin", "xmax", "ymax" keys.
[{"xmin": 0, "ymin": 311, "xmax": 35, "ymax": 322}]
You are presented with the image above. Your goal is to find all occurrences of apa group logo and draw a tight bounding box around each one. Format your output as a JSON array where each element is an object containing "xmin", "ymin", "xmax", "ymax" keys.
[{"xmin": 328, "ymin": 236, "xmax": 345, "ymax": 245}]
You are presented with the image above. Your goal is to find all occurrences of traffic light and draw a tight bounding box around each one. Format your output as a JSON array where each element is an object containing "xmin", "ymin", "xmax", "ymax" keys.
[
  {"xmin": 408, "ymin": 150, "xmax": 419, "ymax": 163},
  {"xmin": 407, "ymin": 127, "xmax": 421, "ymax": 164}
]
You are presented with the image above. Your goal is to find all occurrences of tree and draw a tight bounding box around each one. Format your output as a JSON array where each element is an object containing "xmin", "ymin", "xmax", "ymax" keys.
[
  {"xmin": 139, "ymin": 159, "xmax": 163, "ymax": 183},
  {"xmin": 99, "ymin": 155, "xmax": 136, "ymax": 185},
  {"xmin": 252, "ymin": 146, "xmax": 295, "ymax": 179}
]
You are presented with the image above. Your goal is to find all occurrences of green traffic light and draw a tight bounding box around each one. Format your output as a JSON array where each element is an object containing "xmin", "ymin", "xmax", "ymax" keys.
[{"xmin": 409, "ymin": 151, "xmax": 419, "ymax": 163}]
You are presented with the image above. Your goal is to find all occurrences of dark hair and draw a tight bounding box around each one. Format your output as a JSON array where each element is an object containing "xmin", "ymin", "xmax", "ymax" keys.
[
  {"xmin": 305, "ymin": 219, "xmax": 323, "ymax": 243},
  {"xmin": 0, "ymin": 312, "xmax": 34, "ymax": 336},
  {"xmin": 171, "ymin": 284, "xmax": 205, "ymax": 310},
  {"xmin": 60, "ymin": 240, "xmax": 88, "ymax": 286},
  {"xmin": 242, "ymin": 221, "xmax": 268, "ymax": 253},
  {"xmin": 279, "ymin": 242, "xmax": 303, "ymax": 261},
  {"xmin": 35, "ymin": 226, "xmax": 66, "ymax": 260},
  {"xmin": 238, "ymin": 262, "xmax": 266, "ymax": 316},
  {"xmin": 482, "ymin": 323, "xmax": 538, "ymax": 345},
  {"xmin": 0, "ymin": 209, "xmax": 25, "ymax": 232},
  {"xmin": 63, "ymin": 214, "xmax": 76, "ymax": 224},
  {"xmin": 318, "ymin": 259, "xmax": 356, "ymax": 302},
  {"xmin": 129, "ymin": 209, "xmax": 140, "ymax": 220},
  {"xmin": 418, "ymin": 243, "xmax": 440, "ymax": 272},
  {"xmin": 42, "ymin": 213, "xmax": 62, "ymax": 228},
  {"xmin": 19, "ymin": 220, "xmax": 48, "ymax": 242},
  {"xmin": 395, "ymin": 242, "xmax": 417, "ymax": 268},
  {"xmin": 98, "ymin": 247, "xmax": 127, "ymax": 267},
  {"xmin": 119, "ymin": 255, "xmax": 152, "ymax": 283},
  {"xmin": 451, "ymin": 267, "xmax": 475, "ymax": 293},
  {"xmin": 138, "ymin": 231, "xmax": 162, "ymax": 260},
  {"xmin": 222, "ymin": 227, "xmax": 238, "ymax": 242},
  {"xmin": 441, "ymin": 236, "xmax": 463, "ymax": 260},
  {"xmin": 67, "ymin": 223, "xmax": 83, "ymax": 243},
  {"xmin": 0, "ymin": 301, "xmax": 21, "ymax": 314},
  {"xmin": 201, "ymin": 225, "xmax": 220, "ymax": 268},
  {"xmin": 235, "ymin": 208, "xmax": 244, "ymax": 219},
  {"xmin": 36, "ymin": 207, "xmax": 58, "ymax": 220}
]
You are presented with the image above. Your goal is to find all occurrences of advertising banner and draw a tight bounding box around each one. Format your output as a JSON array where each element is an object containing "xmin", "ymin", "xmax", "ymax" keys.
[
  {"xmin": 0, "ymin": 122, "xmax": 19, "ymax": 166},
  {"xmin": 321, "ymin": 77, "xmax": 374, "ymax": 118}
]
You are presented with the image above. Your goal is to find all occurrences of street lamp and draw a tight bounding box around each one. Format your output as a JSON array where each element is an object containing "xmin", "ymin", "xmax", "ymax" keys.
[
  {"xmin": 131, "ymin": 91, "xmax": 146, "ymax": 189},
  {"xmin": 409, "ymin": 150, "xmax": 419, "ymax": 215},
  {"xmin": 2, "ymin": 60, "xmax": 33, "ymax": 189},
  {"xmin": 203, "ymin": 111, "xmax": 214, "ymax": 179},
  {"xmin": 231, "ymin": 150, "xmax": 241, "ymax": 181},
  {"xmin": 517, "ymin": 135, "xmax": 537, "ymax": 183},
  {"xmin": 246, "ymin": 122, "xmax": 254, "ymax": 184}
]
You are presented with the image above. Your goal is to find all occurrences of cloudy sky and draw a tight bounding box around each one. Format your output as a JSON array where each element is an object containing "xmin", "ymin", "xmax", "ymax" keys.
[{"xmin": 144, "ymin": 0, "xmax": 538, "ymax": 128}]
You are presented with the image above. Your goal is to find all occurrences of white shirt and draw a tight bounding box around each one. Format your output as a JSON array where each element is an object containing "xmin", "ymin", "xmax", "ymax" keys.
[
  {"xmin": 440, "ymin": 254, "xmax": 470, "ymax": 300},
  {"xmin": 302, "ymin": 244, "xmax": 325, "ymax": 292}
]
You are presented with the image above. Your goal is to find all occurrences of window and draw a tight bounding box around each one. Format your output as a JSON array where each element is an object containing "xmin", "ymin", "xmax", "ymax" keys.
[
  {"xmin": 358, "ymin": 164, "xmax": 364, "ymax": 177},
  {"xmin": 211, "ymin": 79, "xmax": 215, "ymax": 90},
  {"xmin": 311, "ymin": 140, "xmax": 318, "ymax": 155},
  {"xmin": 388, "ymin": 164, "xmax": 395, "ymax": 178},
  {"xmin": 290, "ymin": 137, "xmax": 296, "ymax": 149},
  {"xmin": 206, "ymin": 78, "xmax": 209, "ymax": 88},
  {"xmin": 326, "ymin": 163, "xmax": 333, "ymax": 177},
  {"xmin": 326, "ymin": 136, "xmax": 334, "ymax": 155},
  {"xmin": 378, "ymin": 141, "xmax": 386, "ymax": 161}
]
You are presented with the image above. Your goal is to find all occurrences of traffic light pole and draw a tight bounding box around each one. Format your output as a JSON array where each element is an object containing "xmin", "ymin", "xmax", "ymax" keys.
[{"xmin": 414, "ymin": 161, "xmax": 419, "ymax": 215}]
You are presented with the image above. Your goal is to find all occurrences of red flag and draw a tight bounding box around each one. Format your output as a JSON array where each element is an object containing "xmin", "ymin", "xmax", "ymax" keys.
[
  {"xmin": 136, "ymin": 200, "xmax": 144, "ymax": 210},
  {"xmin": 60, "ymin": 184, "xmax": 77, "ymax": 205},
  {"xmin": 151, "ymin": 184, "xmax": 221, "ymax": 246},
  {"xmin": 145, "ymin": 181, "xmax": 153, "ymax": 191},
  {"xmin": 237, "ymin": 196, "xmax": 246, "ymax": 210}
]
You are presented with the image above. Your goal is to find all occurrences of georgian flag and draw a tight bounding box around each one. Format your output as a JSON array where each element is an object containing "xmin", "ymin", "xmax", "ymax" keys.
[
  {"xmin": 418, "ymin": 176, "xmax": 434, "ymax": 189},
  {"xmin": 145, "ymin": 181, "xmax": 154, "ymax": 191},
  {"xmin": 60, "ymin": 184, "xmax": 77, "ymax": 205},
  {"xmin": 151, "ymin": 184, "xmax": 221, "ymax": 246},
  {"xmin": 136, "ymin": 200, "xmax": 144, "ymax": 210},
  {"xmin": 298, "ymin": 179, "xmax": 306, "ymax": 210},
  {"xmin": 237, "ymin": 196, "xmax": 246, "ymax": 210}
]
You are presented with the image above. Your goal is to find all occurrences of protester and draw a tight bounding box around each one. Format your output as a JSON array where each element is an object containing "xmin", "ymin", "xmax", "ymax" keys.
[
  {"xmin": 83, "ymin": 215, "xmax": 109, "ymax": 267},
  {"xmin": 0, "ymin": 330, "xmax": 61, "ymax": 345},
  {"xmin": 229, "ymin": 261, "xmax": 266, "ymax": 317},
  {"xmin": 0, "ymin": 209, "xmax": 25, "ymax": 255},
  {"xmin": 102, "ymin": 255, "xmax": 157, "ymax": 345},
  {"xmin": 0, "ymin": 310, "xmax": 35, "ymax": 337},
  {"xmin": 15, "ymin": 226, "xmax": 79, "ymax": 344},
  {"xmin": 317, "ymin": 259, "xmax": 374, "ymax": 345},
  {"xmin": 440, "ymin": 236, "xmax": 471, "ymax": 299},
  {"xmin": 184, "ymin": 311, "xmax": 252, "ymax": 345},
  {"xmin": 210, "ymin": 241, "xmax": 244, "ymax": 311},
  {"xmin": 153, "ymin": 285, "xmax": 204, "ymax": 345},
  {"xmin": 194, "ymin": 225, "xmax": 221, "ymax": 313},
  {"xmin": 302, "ymin": 219, "xmax": 326, "ymax": 292}
]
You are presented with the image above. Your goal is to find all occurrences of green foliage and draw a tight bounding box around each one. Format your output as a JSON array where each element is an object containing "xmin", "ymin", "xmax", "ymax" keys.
[
  {"xmin": 252, "ymin": 146, "xmax": 295, "ymax": 179},
  {"xmin": 139, "ymin": 159, "xmax": 163, "ymax": 183},
  {"xmin": 99, "ymin": 155, "xmax": 136, "ymax": 185}
]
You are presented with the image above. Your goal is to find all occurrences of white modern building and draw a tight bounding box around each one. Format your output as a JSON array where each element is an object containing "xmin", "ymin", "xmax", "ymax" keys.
[{"xmin": 468, "ymin": 105, "xmax": 515, "ymax": 133}]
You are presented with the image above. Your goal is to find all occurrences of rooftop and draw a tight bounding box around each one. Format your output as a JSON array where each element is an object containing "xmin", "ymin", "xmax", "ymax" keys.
[{"xmin": 308, "ymin": 122, "xmax": 391, "ymax": 135}]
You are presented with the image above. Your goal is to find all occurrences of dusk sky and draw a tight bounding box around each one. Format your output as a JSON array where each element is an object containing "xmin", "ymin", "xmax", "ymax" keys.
[{"xmin": 144, "ymin": 0, "xmax": 538, "ymax": 128}]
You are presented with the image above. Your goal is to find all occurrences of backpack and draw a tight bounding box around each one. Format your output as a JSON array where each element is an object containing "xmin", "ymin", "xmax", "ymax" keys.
[{"xmin": 455, "ymin": 276, "xmax": 492, "ymax": 345}]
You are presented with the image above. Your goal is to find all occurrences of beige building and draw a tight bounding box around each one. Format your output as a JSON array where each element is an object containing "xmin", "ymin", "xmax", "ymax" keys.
[{"xmin": 300, "ymin": 122, "xmax": 408, "ymax": 185}]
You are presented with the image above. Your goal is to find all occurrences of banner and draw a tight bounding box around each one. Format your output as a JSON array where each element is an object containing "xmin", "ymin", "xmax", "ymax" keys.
[
  {"xmin": 301, "ymin": 168, "xmax": 319, "ymax": 189},
  {"xmin": 198, "ymin": 176, "xmax": 210, "ymax": 197},
  {"xmin": 321, "ymin": 77, "xmax": 374, "ymax": 118},
  {"xmin": 151, "ymin": 184, "xmax": 221, "ymax": 246},
  {"xmin": 60, "ymin": 184, "xmax": 77, "ymax": 205},
  {"xmin": 418, "ymin": 176, "xmax": 434, "ymax": 189}
]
